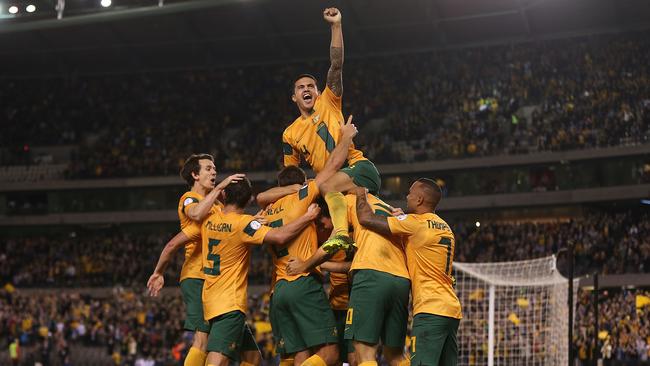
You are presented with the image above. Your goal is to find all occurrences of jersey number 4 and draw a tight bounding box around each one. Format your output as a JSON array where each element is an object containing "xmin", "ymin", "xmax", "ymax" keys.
[{"xmin": 204, "ymin": 238, "xmax": 221, "ymax": 276}]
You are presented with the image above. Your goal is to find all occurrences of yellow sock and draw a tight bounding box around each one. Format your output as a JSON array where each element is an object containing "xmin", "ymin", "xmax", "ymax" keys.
[
  {"xmin": 398, "ymin": 359, "xmax": 411, "ymax": 366},
  {"xmin": 301, "ymin": 354, "xmax": 327, "ymax": 366},
  {"xmin": 358, "ymin": 361, "xmax": 378, "ymax": 366},
  {"xmin": 279, "ymin": 358, "xmax": 295, "ymax": 366},
  {"xmin": 240, "ymin": 362, "xmax": 256, "ymax": 366},
  {"xmin": 324, "ymin": 191, "xmax": 349, "ymax": 237},
  {"xmin": 184, "ymin": 346, "xmax": 207, "ymax": 366}
]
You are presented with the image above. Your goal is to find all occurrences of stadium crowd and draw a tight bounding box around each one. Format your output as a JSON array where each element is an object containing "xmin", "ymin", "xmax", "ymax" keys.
[
  {"xmin": 574, "ymin": 289, "xmax": 650, "ymax": 365},
  {"xmin": 1, "ymin": 231, "xmax": 272, "ymax": 288},
  {"xmin": 2, "ymin": 277, "xmax": 649, "ymax": 365},
  {"xmin": 1, "ymin": 31, "xmax": 648, "ymax": 178}
]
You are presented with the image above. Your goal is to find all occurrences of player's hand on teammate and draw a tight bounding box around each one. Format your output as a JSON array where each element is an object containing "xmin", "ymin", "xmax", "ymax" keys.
[
  {"xmin": 286, "ymin": 257, "xmax": 307, "ymax": 276},
  {"xmin": 147, "ymin": 273, "xmax": 164, "ymax": 297},
  {"xmin": 391, "ymin": 207, "xmax": 405, "ymax": 217},
  {"xmin": 350, "ymin": 186, "xmax": 368, "ymax": 196},
  {"xmin": 323, "ymin": 7, "xmax": 342, "ymax": 24},
  {"xmin": 341, "ymin": 115, "xmax": 358, "ymax": 140},
  {"xmin": 254, "ymin": 208, "xmax": 269, "ymax": 225},
  {"xmin": 216, "ymin": 173, "xmax": 246, "ymax": 191},
  {"xmin": 304, "ymin": 203, "xmax": 321, "ymax": 221}
]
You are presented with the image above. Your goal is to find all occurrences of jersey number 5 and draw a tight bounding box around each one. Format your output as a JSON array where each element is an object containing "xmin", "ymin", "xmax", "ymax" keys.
[{"xmin": 204, "ymin": 238, "xmax": 221, "ymax": 276}]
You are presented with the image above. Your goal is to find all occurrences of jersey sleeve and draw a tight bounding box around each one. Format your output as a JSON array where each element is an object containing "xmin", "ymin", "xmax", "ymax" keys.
[
  {"xmin": 387, "ymin": 214, "xmax": 418, "ymax": 236},
  {"xmin": 181, "ymin": 222, "xmax": 202, "ymax": 241},
  {"xmin": 181, "ymin": 196, "xmax": 200, "ymax": 215},
  {"xmin": 282, "ymin": 129, "xmax": 300, "ymax": 167},
  {"xmin": 292, "ymin": 180, "xmax": 320, "ymax": 211},
  {"xmin": 321, "ymin": 86, "xmax": 342, "ymax": 110},
  {"xmin": 238, "ymin": 216, "xmax": 273, "ymax": 245}
]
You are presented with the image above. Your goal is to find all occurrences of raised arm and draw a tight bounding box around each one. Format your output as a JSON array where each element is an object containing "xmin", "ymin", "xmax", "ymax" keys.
[
  {"xmin": 314, "ymin": 115, "xmax": 357, "ymax": 186},
  {"xmin": 256, "ymin": 184, "xmax": 303, "ymax": 208},
  {"xmin": 186, "ymin": 174, "xmax": 245, "ymax": 221},
  {"xmin": 324, "ymin": 7, "xmax": 343, "ymax": 97},
  {"xmin": 147, "ymin": 232, "xmax": 192, "ymax": 296},
  {"xmin": 263, "ymin": 203, "xmax": 321, "ymax": 245},
  {"xmin": 354, "ymin": 188, "xmax": 392, "ymax": 236}
]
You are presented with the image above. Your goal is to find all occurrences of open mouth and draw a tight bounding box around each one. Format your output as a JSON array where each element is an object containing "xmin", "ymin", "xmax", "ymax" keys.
[
  {"xmin": 210, "ymin": 178, "xmax": 216, "ymax": 185},
  {"xmin": 302, "ymin": 93, "xmax": 313, "ymax": 102}
]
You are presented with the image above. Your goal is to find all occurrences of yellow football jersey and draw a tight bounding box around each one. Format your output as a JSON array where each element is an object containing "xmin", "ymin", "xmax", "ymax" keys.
[
  {"xmin": 264, "ymin": 180, "xmax": 321, "ymax": 283},
  {"xmin": 178, "ymin": 191, "xmax": 222, "ymax": 282},
  {"xmin": 387, "ymin": 213, "xmax": 462, "ymax": 319},
  {"xmin": 283, "ymin": 86, "xmax": 366, "ymax": 172},
  {"xmin": 182, "ymin": 211, "xmax": 271, "ymax": 321},
  {"xmin": 328, "ymin": 249, "xmax": 350, "ymax": 311},
  {"xmin": 346, "ymin": 194, "xmax": 409, "ymax": 280}
]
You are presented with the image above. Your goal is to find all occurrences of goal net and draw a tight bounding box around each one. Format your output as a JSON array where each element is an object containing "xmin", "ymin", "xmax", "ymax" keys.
[{"xmin": 454, "ymin": 255, "xmax": 577, "ymax": 366}]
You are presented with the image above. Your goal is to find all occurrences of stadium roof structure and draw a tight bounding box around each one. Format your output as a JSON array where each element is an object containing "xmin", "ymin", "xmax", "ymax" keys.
[{"xmin": 0, "ymin": 0, "xmax": 649, "ymax": 76}]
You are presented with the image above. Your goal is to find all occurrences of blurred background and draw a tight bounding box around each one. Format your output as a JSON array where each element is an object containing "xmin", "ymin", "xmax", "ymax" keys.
[{"xmin": 0, "ymin": 0, "xmax": 648, "ymax": 365}]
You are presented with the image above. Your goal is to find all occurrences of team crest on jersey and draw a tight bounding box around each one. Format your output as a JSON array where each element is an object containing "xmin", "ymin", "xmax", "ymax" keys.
[
  {"xmin": 312, "ymin": 114, "xmax": 320, "ymax": 124},
  {"xmin": 397, "ymin": 214, "xmax": 408, "ymax": 221},
  {"xmin": 250, "ymin": 220, "xmax": 262, "ymax": 230},
  {"xmin": 183, "ymin": 198, "xmax": 195, "ymax": 206}
]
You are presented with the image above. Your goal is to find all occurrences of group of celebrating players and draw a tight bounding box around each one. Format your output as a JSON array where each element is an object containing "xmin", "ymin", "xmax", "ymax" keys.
[{"xmin": 146, "ymin": 8, "xmax": 462, "ymax": 366}]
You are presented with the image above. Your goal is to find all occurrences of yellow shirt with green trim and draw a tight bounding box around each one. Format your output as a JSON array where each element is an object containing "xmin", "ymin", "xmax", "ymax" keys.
[
  {"xmin": 182, "ymin": 210, "xmax": 271, "ymax": 321},
  {"xmin": 264, "ymin": 180, "xmax": 321, "ymax": 284},
  {"xmin": 346, "ymin": 194, "xmax": 409, "ymax": 280},
  {"xmin": 328, "ymin": 249, "xmax": 350, "ymax": 311},
  {"xmin": 178, "ymin": 191, "xmax": 221, "ymax": 282},
  {"xmin": 283, "ymin": 86, "xmax": 366, "ymax": 172},
  {"xmin": 387, "ymin": 213, "xmax": 462, "ymax": 319}
]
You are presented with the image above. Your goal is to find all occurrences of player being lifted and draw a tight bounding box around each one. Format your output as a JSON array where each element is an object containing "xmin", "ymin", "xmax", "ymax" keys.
[
  {"xmin": 282, "ymin": 7, "xmax": 381, "ymax": 253},
  {"xmin": 354, "ymin": 180, "xmax": 463, "ymax": 366},
  {"xmin": 146, "ymin": 154, "xmax": 243, "ymax": 366},
  {"xmin": 263, "ymin": 116, "xmax": 357, "ymax": 366}
]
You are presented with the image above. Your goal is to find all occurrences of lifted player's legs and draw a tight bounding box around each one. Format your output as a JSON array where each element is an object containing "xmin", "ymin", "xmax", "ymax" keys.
[{"xmin": 319, "ymin": 172, "xmax": 356, "ymax": 253}]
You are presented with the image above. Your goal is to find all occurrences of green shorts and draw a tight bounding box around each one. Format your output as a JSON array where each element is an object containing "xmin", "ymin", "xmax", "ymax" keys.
[
  {"xmin": 344, "ymin": 269, "xmax": 410, "ymax": 349},
  {"xmin": 270, "ymin": 275, "xmax": 338, "ymax": 356},
  {"xmin": 333, "ymin": 309, "xmax": 353, "ymax": 363},
  {"xmin": 340, "ymin": 159, "xmax": 381, "ymax": 195},
  {"xmin": 207, "ymin": 311, "xmax": 259, "ymax": 361},
  {"xmin": 410, "ymin": 313, "xmax": 460, "ymax": 366},
  {"xmin": 180, "ymin": 278, "xmax": 210, "ymax": 333}
]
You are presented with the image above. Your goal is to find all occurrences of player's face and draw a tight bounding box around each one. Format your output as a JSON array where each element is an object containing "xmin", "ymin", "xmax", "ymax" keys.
[
  {"xmin": 405, "ymin": 182, "xmax": 421, "ymax": 213},
  {"xmin": 292, "ymin": 77, "xmax": 319, "ymax": 112},
  {"xmin": 197, "ymin": 159, "xmax": 217, "ymax": 189},
  {"xmin": 316, "ymin": 215, "xmax": 333, "ymax": 245}
]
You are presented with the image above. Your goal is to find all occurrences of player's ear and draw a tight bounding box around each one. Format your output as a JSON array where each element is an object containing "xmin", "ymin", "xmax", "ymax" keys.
[
  {"xmin": 191, "ymin": 171, "xmax": 200, "ymax": 181},
  {"xmin": 291, "ymin": 94, "xmax": 297, "ymax": 103}
]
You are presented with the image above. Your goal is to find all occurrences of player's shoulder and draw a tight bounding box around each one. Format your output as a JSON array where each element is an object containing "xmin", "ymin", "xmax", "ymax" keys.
[
  {"xmin": 284, "ymin": 117, "xmax": 303, "ymax": 135},
  {"xmin": 179, "ymin": 191, "xmax": 201, "ymax": 207}
]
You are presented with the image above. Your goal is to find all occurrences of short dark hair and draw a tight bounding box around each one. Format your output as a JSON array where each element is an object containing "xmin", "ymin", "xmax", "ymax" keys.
[
  {"xmin": 277, "ymin": 166, "xmax": 306, "ymax": 187},
  {"xmin": 416, "ymin": 178, "xmax": 442, "ymax": 209},
  {"xmin": 292, "ymin": 74, "xmax": 318, "ymax": 93},
  {"xmin": 223, "ymin": 178, "xmax": 253, "ymax": 208},
  {"xmin": 180, "ymin": 154, "xmax": 214, "ymax": 188}
]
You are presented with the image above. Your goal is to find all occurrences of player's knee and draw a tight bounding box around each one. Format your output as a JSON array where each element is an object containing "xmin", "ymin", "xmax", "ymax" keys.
[
  {"xmin": 317, "ymin": 343, "xmax": 339, "ymax": 366},
  {"xmin": 382, "ymin": 346, "xmax": 406, "ymax": 366},
  {"xmin": 241, "ymin": 349, "xmax": 262, "ymax": 366},
  {"xmin": 206, "ymin": 352, "xmax": 229, "ymax": 366},
  {"xmin": 192, "ymin": 331, "xmax": 208, "ymax": 351}
]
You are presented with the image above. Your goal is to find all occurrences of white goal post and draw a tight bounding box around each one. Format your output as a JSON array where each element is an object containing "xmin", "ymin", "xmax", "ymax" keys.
[{"xmin": 453, "ymin": 256, "xmax": 578, "ymax": 366}]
